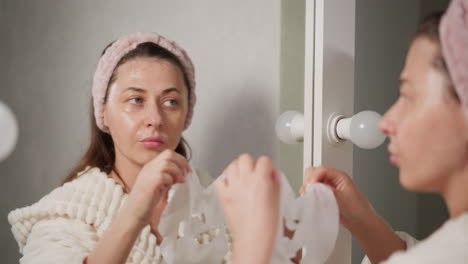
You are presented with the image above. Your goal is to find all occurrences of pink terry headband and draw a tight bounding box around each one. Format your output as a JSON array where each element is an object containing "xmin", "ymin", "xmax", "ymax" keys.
[
  {"xmin": 92, "ymin": 32, "xmax": 196, "ymax": 132},
  {"xmin": 440, "ymin": 0, "xmax": 468, "ymax": 115}
]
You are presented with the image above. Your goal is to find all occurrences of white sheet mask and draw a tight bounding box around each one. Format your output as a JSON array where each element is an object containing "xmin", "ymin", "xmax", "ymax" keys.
[
  {"xmin": 271, "ymin": 176, "xmax": 339, "ymax": 264},
  {"xmin": 159, "ymin": 169, "xmax": 339, "ymax": 264},
  {"xmin": 159, "ymin": 170, "xmax": 229, "ymax": 264}
]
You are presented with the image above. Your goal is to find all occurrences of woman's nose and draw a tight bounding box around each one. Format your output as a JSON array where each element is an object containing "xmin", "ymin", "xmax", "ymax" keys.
[
  {"xmin": 379, "ymin": 109, "xmax": 395, "ymax": 136},
  {"xmin": 144, "ymin": 105, "xmax": 162, "ymax": 128}
]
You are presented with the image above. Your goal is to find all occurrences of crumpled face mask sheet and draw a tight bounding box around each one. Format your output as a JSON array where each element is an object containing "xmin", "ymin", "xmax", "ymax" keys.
[
  {"xmin": 271, "ymin": 176, "xmax": 339, "ymax": 264},
  {"xmin": 159, "ymin": 170, "xmax": 229, "ymax": 264},
  {"xmin": 158, "ymin": 170, "xmax": 339, "ymax": 264}
]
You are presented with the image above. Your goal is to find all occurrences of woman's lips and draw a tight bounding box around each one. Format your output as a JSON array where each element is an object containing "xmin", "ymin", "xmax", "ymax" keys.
[
  {"xmin": 387, "ymin": 145, "xmax": 399, "ymax": 165},
  {"xmin": 141, "ymin": 137, "xmax": 164, "ymax": 148},
  {"xmin": 389, "ymin": 153, "xmax": 399, "ymax": 165},
  {"xmin": 390, "ymin": 154, "xmax": 398, "ymax": 165}
]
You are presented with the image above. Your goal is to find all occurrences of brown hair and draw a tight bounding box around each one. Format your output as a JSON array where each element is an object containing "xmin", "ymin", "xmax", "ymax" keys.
[
  {"xmin": 62, "ymin": 42, "xmax": 192, "ymax": 185},
  {"xmin": 413, "ymin": 11, "xmax": 458, "ymax": 100}
]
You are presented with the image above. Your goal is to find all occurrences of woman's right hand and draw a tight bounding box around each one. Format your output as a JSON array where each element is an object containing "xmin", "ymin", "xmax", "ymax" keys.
[
  {"xmin": 127, "ymin": 149, "xmax": 190, "ymax": 226},
  {"xmin": 301, "ymin": 166, "xmax": 406, "ymax": 263},
  {"xmin": 300, "ymin": 165, "xmax": 375, "ymax": 233},
  {"xmin": 85, "ymin": 149, "xmax": 190, "ymax": 264}
]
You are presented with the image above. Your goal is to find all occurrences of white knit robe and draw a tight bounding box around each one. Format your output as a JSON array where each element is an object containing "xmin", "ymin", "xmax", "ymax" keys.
[
  {"xmin": 361, "ymin": 213, "xmax": 468, "ymax": 264},
  {"xmin": 9, "ymin": 167, "xmax": 182, "ymax": 264}
]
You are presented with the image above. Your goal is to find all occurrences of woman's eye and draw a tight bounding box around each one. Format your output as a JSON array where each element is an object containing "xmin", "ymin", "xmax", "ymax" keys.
[
  {"xmin": 129, "ymin": 98, "xmax": 143, "ymax": 104},
  {"xmin": 163, "ymin": 99, "xmax": 178, "ymax": 107}
]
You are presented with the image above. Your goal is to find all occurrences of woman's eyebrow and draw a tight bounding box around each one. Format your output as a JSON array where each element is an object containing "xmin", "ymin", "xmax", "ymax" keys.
[
  {"xmin": 122, "ymin": 87, "xmax": 146, "ymax": 93},
  {"xmin": 121, "ymin": 87, "xmax": 181, "ymax": 95},
  {"xmin": 162, "ymin": 87, "xmax": 181, "ymax": 94}
]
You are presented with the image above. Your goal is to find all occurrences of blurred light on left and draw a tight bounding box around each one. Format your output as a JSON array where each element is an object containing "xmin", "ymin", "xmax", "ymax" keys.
[{"xmin": 0, "ymin": 101, "xmax": 18, "ymax": 162}]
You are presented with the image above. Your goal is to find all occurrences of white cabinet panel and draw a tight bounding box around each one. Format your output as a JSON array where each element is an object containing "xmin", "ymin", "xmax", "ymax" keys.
[{"xmin": 305, "ymin": 0, "xmax": 356, "ymax": 263}]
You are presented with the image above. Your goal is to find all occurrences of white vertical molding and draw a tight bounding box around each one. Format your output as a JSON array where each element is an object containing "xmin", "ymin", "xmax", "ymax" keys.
[
  {"xmin": 311, "ymin": 0, "xmax": 324, "ymax": 168},
  {"xmin": 303, "ymin": 0, "xmax": 317, "ymax": 172}
]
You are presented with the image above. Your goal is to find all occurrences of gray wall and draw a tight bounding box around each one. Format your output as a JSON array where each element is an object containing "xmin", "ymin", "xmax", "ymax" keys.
[
  {"xmin": 421, "ymin": 0, "xmax": 451, "ymax": 18},
  {"xmin": 0, "ymin": 1, "xmax": 281, "ymax": 262},
  {"xmin": 353, "ymin": 1, "xmax": 420, "ymax": 263},
  {"xmin": 279, "ymin": 0, "xmax": 305, "ymax": 192}
]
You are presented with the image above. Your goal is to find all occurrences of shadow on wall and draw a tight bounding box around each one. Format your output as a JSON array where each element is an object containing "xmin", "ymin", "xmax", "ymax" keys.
[
  {"xmin": 196, "ymin": 81, "xmax": 277, "ymax": 179},
  {"xmin": 323, "ymin": 48, "xmax": 355, "ymax": 119}
]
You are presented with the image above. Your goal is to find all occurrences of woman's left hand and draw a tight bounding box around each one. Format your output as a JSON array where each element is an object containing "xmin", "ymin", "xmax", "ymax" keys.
[{"xmin": 216, "ymin": 154, "xmax": 280, "ymax": 264}]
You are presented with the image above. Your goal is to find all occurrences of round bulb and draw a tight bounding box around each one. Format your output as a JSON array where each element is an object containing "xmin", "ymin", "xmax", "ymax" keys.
[
  {"xmin": 276, "ymin": 110, "xmax": 304, "ymax": 144},
  {"xmin": 349, "ymin": 110, "xmax": 386, "ymax": 149},
  {"xmin": 0, "ymin": 101, "xmax": 18, "ymax": 162}
]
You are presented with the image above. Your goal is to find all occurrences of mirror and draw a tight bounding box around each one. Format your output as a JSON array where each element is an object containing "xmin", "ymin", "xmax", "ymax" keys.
[{"xmin": 0, "ymin": 0, "xmax": 451, "ymax": 263}]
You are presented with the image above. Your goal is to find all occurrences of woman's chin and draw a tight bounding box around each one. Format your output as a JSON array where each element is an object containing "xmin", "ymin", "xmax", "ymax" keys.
[
  {"xmin": 399, "ymin": 172, "xmax": 432, "ymax": 192},
  {"xmin": 399, "ymin": 171, "xmax": 418, "ymax": 191},
  {"xmin": 137, "ymin": 149, "xmax": 165, "ymax": 163}
]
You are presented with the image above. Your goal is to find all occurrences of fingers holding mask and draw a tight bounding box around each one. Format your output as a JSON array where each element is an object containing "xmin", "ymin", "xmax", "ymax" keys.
[
  {"xmin": 216, "ymin": 154, "xmax": 280, "ymax": 261},
  {"xmin": 300, "ymin": 165, "xmax": 348, "ymax": 194},
  {"xmin": 238, "ymin": 153, "xmax": 255, "ymax": 178},
  {"xmin": 256, "ymin": 156, "xmax": 278, "ymax": 182},
  {"xmin": 158, "ymin": 149, "xmax": 190, "ymax": 181},
  {"xmin": 135, "ymin": 149, "xmax": 190, "ymax": 200},
  {"xmin": 219, "ymin": 154, "xmax": 278, "ymax": 187},
  {"xmin": 221, "ymin": 158, "xmax": 239, "ymax": 184}
]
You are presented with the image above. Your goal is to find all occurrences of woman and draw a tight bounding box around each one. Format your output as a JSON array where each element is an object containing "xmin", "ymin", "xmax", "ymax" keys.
[
  {"xmin": 217, "ymin": 0, "xmax": 468, "ymax": 263},
  {"xmin": 9, "ymin": 32, "xmax": 199, "ymax": 263}
]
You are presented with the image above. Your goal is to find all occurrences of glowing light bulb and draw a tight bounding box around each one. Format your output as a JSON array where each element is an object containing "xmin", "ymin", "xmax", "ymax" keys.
[
  {"xmin": 0, "ymin": 101, "xmax": 18, "ymax": 162},
  {"xmin": 331, "ymin": 111, "xmax": 386, "ymax": 149},
  {"xmin": 275, "ymin": 111, "xmax": 304, "ymax": 144}
]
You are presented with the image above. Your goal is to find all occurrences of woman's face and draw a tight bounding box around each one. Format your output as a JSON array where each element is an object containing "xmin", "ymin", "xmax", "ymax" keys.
[
  {"xmin": 103, "ymin": 57, "xmax": 188, "ymax": 167},
  {"xmin": 380, "ymin": 37, "xmax": 468, "ymax": 193}
]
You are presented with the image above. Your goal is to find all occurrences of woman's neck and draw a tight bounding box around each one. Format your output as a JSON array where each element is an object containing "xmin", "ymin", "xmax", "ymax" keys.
[
  {"xmin": 441, "ymin": 166, "xmax": 468, "ymax": 219},
  {"xmin": 112, "ymin": 152, "xmax": 142, "ymax": 192}
]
